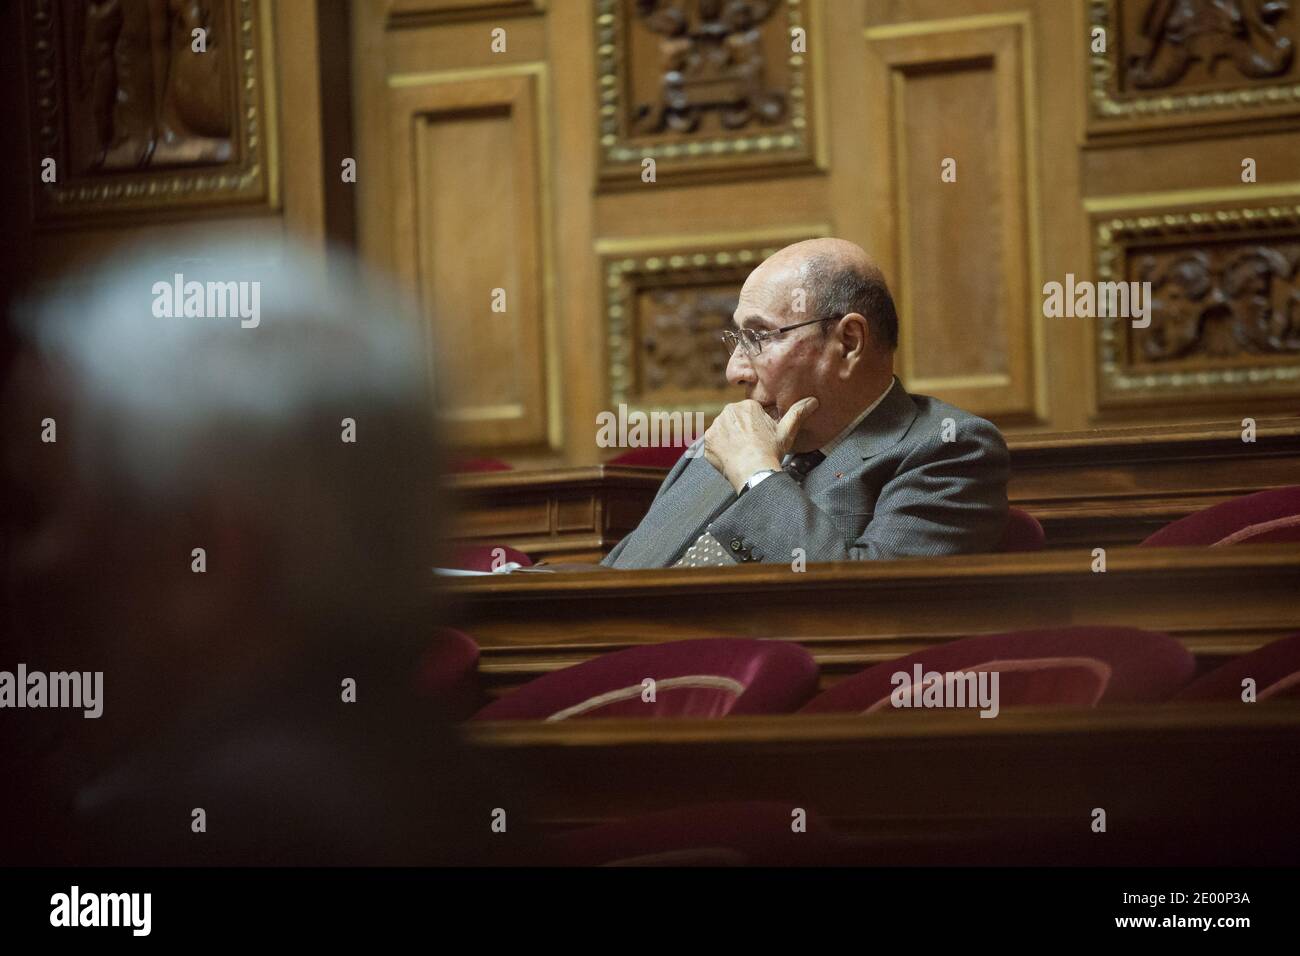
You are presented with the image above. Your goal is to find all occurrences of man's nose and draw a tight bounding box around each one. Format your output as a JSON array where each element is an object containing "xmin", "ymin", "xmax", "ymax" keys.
[{"xmin": 726, "ymin": 344, "xmax": 756, "ymax": 388}]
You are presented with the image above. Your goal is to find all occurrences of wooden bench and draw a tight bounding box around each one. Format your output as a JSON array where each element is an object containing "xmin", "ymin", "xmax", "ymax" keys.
[{"xmin": 464, "ymin": 703, "xmax": 1300, "ymax": 864}]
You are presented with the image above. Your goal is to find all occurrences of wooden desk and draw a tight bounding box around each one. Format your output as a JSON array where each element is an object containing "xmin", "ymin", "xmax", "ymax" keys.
[
  {"xmin": 448, "ymin": 417, "xmax": 1300, "ymax": 557},
  {"xmin": 449, "ymin": 466, "xmax": 662, "ymax": 563},
  {"xmin": 444, "ymin": 543, "xmax": 1300, "ymax": 694},
  {"xmin": 465, "ymin": 704, "xmax": 1300, "ymax": 864}
]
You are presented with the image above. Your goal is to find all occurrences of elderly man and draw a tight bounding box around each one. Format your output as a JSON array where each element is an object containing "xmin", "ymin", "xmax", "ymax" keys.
[{"xmin": 603, "ymin": 238, "xmax": 1009, "ymax": 569}]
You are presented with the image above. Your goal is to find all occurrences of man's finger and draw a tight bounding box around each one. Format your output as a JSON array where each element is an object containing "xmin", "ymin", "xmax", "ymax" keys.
[{"xmin": 775, "ymin": 396, "xmax": 819, "ymax": 449}]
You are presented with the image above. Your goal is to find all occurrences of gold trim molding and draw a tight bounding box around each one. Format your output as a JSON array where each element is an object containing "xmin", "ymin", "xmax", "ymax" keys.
[
  {"xmin": 1086, "ymin": 0, "xmax": 1300, "ymax": 131},
  {"xmin": 28, "ymin": 0, "xmax": 277, "ymax": 223},
  {"xmin": 1093, "ymin": 195, "xmax": 1300, "ymax": 401},
  {"xmin": 595, "ymin": 0, "xmax": 816, "ymax": 185}
]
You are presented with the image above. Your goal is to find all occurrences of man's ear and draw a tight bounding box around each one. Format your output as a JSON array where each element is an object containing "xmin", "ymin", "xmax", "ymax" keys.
[{"xmin": 837, "ymin": 313, "xmax": 870, "ymax": 368}]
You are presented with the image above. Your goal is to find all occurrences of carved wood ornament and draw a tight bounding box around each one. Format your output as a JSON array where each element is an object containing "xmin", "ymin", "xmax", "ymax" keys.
[
  {"xmin": 1125, "ymin": 0, "xmax": 1295, "ymax": 90},
  {"xmin": 28, "ymin": 0, "xmax": 275, "ymax": 221}
]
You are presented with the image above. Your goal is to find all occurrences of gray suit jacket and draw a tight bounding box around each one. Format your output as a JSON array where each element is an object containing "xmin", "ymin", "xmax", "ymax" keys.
[{"xmin": 602, "ymin": 379, "xmax": 1009, "ymax": 569}]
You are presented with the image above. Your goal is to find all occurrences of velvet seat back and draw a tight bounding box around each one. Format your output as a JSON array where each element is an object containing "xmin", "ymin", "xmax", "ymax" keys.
[
  {"xmin": 474, "ymin": 637, "xmax": 819, "ymax": 721},
  {"xmin": 801, "ymin": 626, "xmax": 1195, "ymax": 715},
  {"xmin": 1141, "ymin": 486, "xmax": 1300, "ymax": 547}
]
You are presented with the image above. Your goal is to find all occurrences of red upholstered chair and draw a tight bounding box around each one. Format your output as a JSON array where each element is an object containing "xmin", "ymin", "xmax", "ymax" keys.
[
  {"xmin": 1175, "ymin": 631, "xmax": 1300, "ymax": 702},
  {"xmin": 446, "ymin": 543, "xmax": 533, "ymax": 572},
  {"xmin": 545, "ymin": 802, "xmax": 844, "ymax": 866},
  {"xmin": 800, "ymin": 626, "xmax": 1195, "ymax": 715},
  {"xmin": 473, "ymin": 637, "xmax": 819, "ymax": 720},
  {"xmin": 1140, "ymin": 486, "xmax": 1300, "ymax": 547},
  {"xmin": 607, "ymin": 444, "xmax": 689, "ymax": 468},
  {"xmin": 414, "ymin": 628, "xmax": 484, "ymax": 720},
  {"xmin": 450, "ymin": 457, "xmax": 512, "ymax": 473},
  {"xmin": 997, "ymin": 507, "xmax": 1046, "ymax": 552}
]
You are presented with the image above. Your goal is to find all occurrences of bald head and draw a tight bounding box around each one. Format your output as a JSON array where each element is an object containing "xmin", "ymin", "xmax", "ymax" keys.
[
  {"xmin": 756, "ymin": 237, "xmax": 881, "ymax": 280},
  {"xmin": 727, "ymin": 237, "xmax": 898, "ymax": 452},
  {"xmin": 747, "ymin": 238, "xmax": 897, "ymax": 353}
]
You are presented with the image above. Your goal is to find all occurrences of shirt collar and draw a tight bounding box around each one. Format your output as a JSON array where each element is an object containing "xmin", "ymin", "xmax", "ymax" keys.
[{"xmin": 819, "ymin": 376, "xmax": 898, "ymax": 457}]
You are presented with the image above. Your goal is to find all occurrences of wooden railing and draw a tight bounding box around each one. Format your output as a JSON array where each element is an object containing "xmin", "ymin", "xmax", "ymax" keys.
[
  {"xmin": 463, "ymin": 704, "xmax": 1300, "ymax": 863},
  {"xmin": 441, "ymin": 543, "xmax": 1300, "ymax": 695}
]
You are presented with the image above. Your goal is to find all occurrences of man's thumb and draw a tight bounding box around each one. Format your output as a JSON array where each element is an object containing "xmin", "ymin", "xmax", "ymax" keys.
[{"xmin": 776, "ymin": 397, "xmax": 819, "ymax": 448}]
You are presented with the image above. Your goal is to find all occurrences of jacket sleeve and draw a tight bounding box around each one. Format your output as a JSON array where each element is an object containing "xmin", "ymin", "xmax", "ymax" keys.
[
  {"xmin": 599, "ymin": 442, "xmax": 702, "ymax": 567},
  {"xmin": 706, "ymin": 418, "xmax": 1010, "ymax": 563}
]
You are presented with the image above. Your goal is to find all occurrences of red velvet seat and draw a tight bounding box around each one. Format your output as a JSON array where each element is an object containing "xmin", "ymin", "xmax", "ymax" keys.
[
  {"xmin": 1175, "ymin": 631, "xmax": 1300, "ymax": 702},
  {"xmin": 607, "ymin": 444, "xmax": 689, "ymax": 468},
  {"xmin": 1140, "ymin": 485, "xmax": 1300, "ymax": 547},
  {"xmin": 544, "ymin": 802, "xmax": 844, "ymax": 866},
  {"xmin": 997, "ymin": 506, "xmax": 1045, "ymax": 552},
  {"xmin": 473, "ymin": 637, "xmax": 819, "ymax": 721},
  {"xmin": 447, "ymin": 543, "xmax": 533, "ymax": 572},
  {"xmin": 800, "ymin": 626, "xmax": 1195, "ymax": 715},
  {"xmin": 414, "ymin": 628, "xmax": 483, "ymax": 720}
]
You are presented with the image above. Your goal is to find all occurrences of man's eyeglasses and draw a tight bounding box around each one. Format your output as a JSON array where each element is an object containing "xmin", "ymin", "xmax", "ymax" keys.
[{"xmin": 721, "ymin": 316, "xmax": 839, "ymax": 358}]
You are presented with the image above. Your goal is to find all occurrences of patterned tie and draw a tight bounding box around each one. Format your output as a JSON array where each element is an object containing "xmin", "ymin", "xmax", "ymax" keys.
[{"xmin": 672, "ymin": 450, "xmax": 827, "ymax": 567}]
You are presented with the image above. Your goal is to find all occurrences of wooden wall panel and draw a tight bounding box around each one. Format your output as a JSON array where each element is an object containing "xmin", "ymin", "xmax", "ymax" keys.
[
  {"xmin": 26, "ymin": 0, "xmax": 277, "ymax": 223},
  {"xmin": 594, "ymin": 0, "xmax": 821, "ymax": 187},
  {"xmin": 865, "ymin": 15, "xmax": 1041, "ymax": 422},
  {"xmin": 347, "ymin": 0, "xmax": 1300, "ymax": 462},
  {"xmin": 386, "ymin": 68, "xmax": 556, "ymax": 451},
  {"xmin": 1087, "ymin": 189, "xmax": 1300, "ymax": 410},
  {"xmin": 387, "ymin": 0, "xmax": 544, "ymax": 28},
  {"xmin": 1080, "ymin": 0, "xmax": 1300, "ymax": 426},
  {"xmin": 1087, "ymin": 0, "xmax": 1300, "ymax": 137},
  {"xmin": 15, "ymin": 0, "xmax": 350, "ymax": 297}
]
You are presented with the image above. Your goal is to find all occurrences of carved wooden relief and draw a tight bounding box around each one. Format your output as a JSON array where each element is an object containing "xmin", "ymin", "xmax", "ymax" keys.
[
  {"xmin": 596, "ymin": 0, "xmax": 817, "ymax": 186},
  {"xmin": 1122, "ymin": 0, "xmax": 1295, "ymax": 91},
  {"xmin": 27, "ymin": 0, "xmax": 275, "ymax": 222},
  {"xmin": 638, "ymin": 287, "xmax": 734, "ymax": 393},
  {"xmin": 1132, "ymin": 242, "xmax": 1300, "ymax": 364},
  {"xmin": 1092, "ymin": 199, "xmax": 1300, "ymax": 406},
  {"xmin": 603, "ymin": 237, "xmax": 820, "ymax": 414},
  {"xmin": 1088, "ymin": 0, "xmax": 1300, "ymax": 133}
]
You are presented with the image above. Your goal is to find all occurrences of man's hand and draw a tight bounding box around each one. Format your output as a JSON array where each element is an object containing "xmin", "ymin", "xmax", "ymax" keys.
[{"xmin": 703, "ymin": 397, "xmax": 819, "ymax": 493}]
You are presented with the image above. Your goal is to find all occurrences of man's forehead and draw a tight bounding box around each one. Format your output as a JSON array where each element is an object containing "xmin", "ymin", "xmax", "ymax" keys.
[{"xmin": 735, "ymin": 276, "xmax": 794, "ymax": 327}]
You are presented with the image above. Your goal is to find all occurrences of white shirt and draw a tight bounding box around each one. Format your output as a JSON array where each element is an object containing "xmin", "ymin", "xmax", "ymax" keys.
[{"xmin": 746, "ymin": 377, "xmax": 898, "ymax": 492}]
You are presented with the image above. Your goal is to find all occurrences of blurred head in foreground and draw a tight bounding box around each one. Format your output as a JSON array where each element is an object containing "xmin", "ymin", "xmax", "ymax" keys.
[{"xmin": 3, "ymin": 235, "xmax": 508, "ymax": 864}]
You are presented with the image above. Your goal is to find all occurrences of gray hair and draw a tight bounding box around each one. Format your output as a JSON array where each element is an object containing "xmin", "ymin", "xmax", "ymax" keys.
[
  {"xmin": 802, "ymin": 254, "xmax": 899, "ymax": 351},
  {"xmin": 17, "ymin": 235, "xmax": 440, "ymax": 627}
]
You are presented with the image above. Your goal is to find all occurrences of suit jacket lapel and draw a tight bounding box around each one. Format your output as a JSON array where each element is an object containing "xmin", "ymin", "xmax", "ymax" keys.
[
  {"xmin": 804, "ymin": 380, "xmax": 919, "ymax": 497},
  {"xmin": 613, "ymin": 455, "xmax": 736, "ymax": 568}
]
